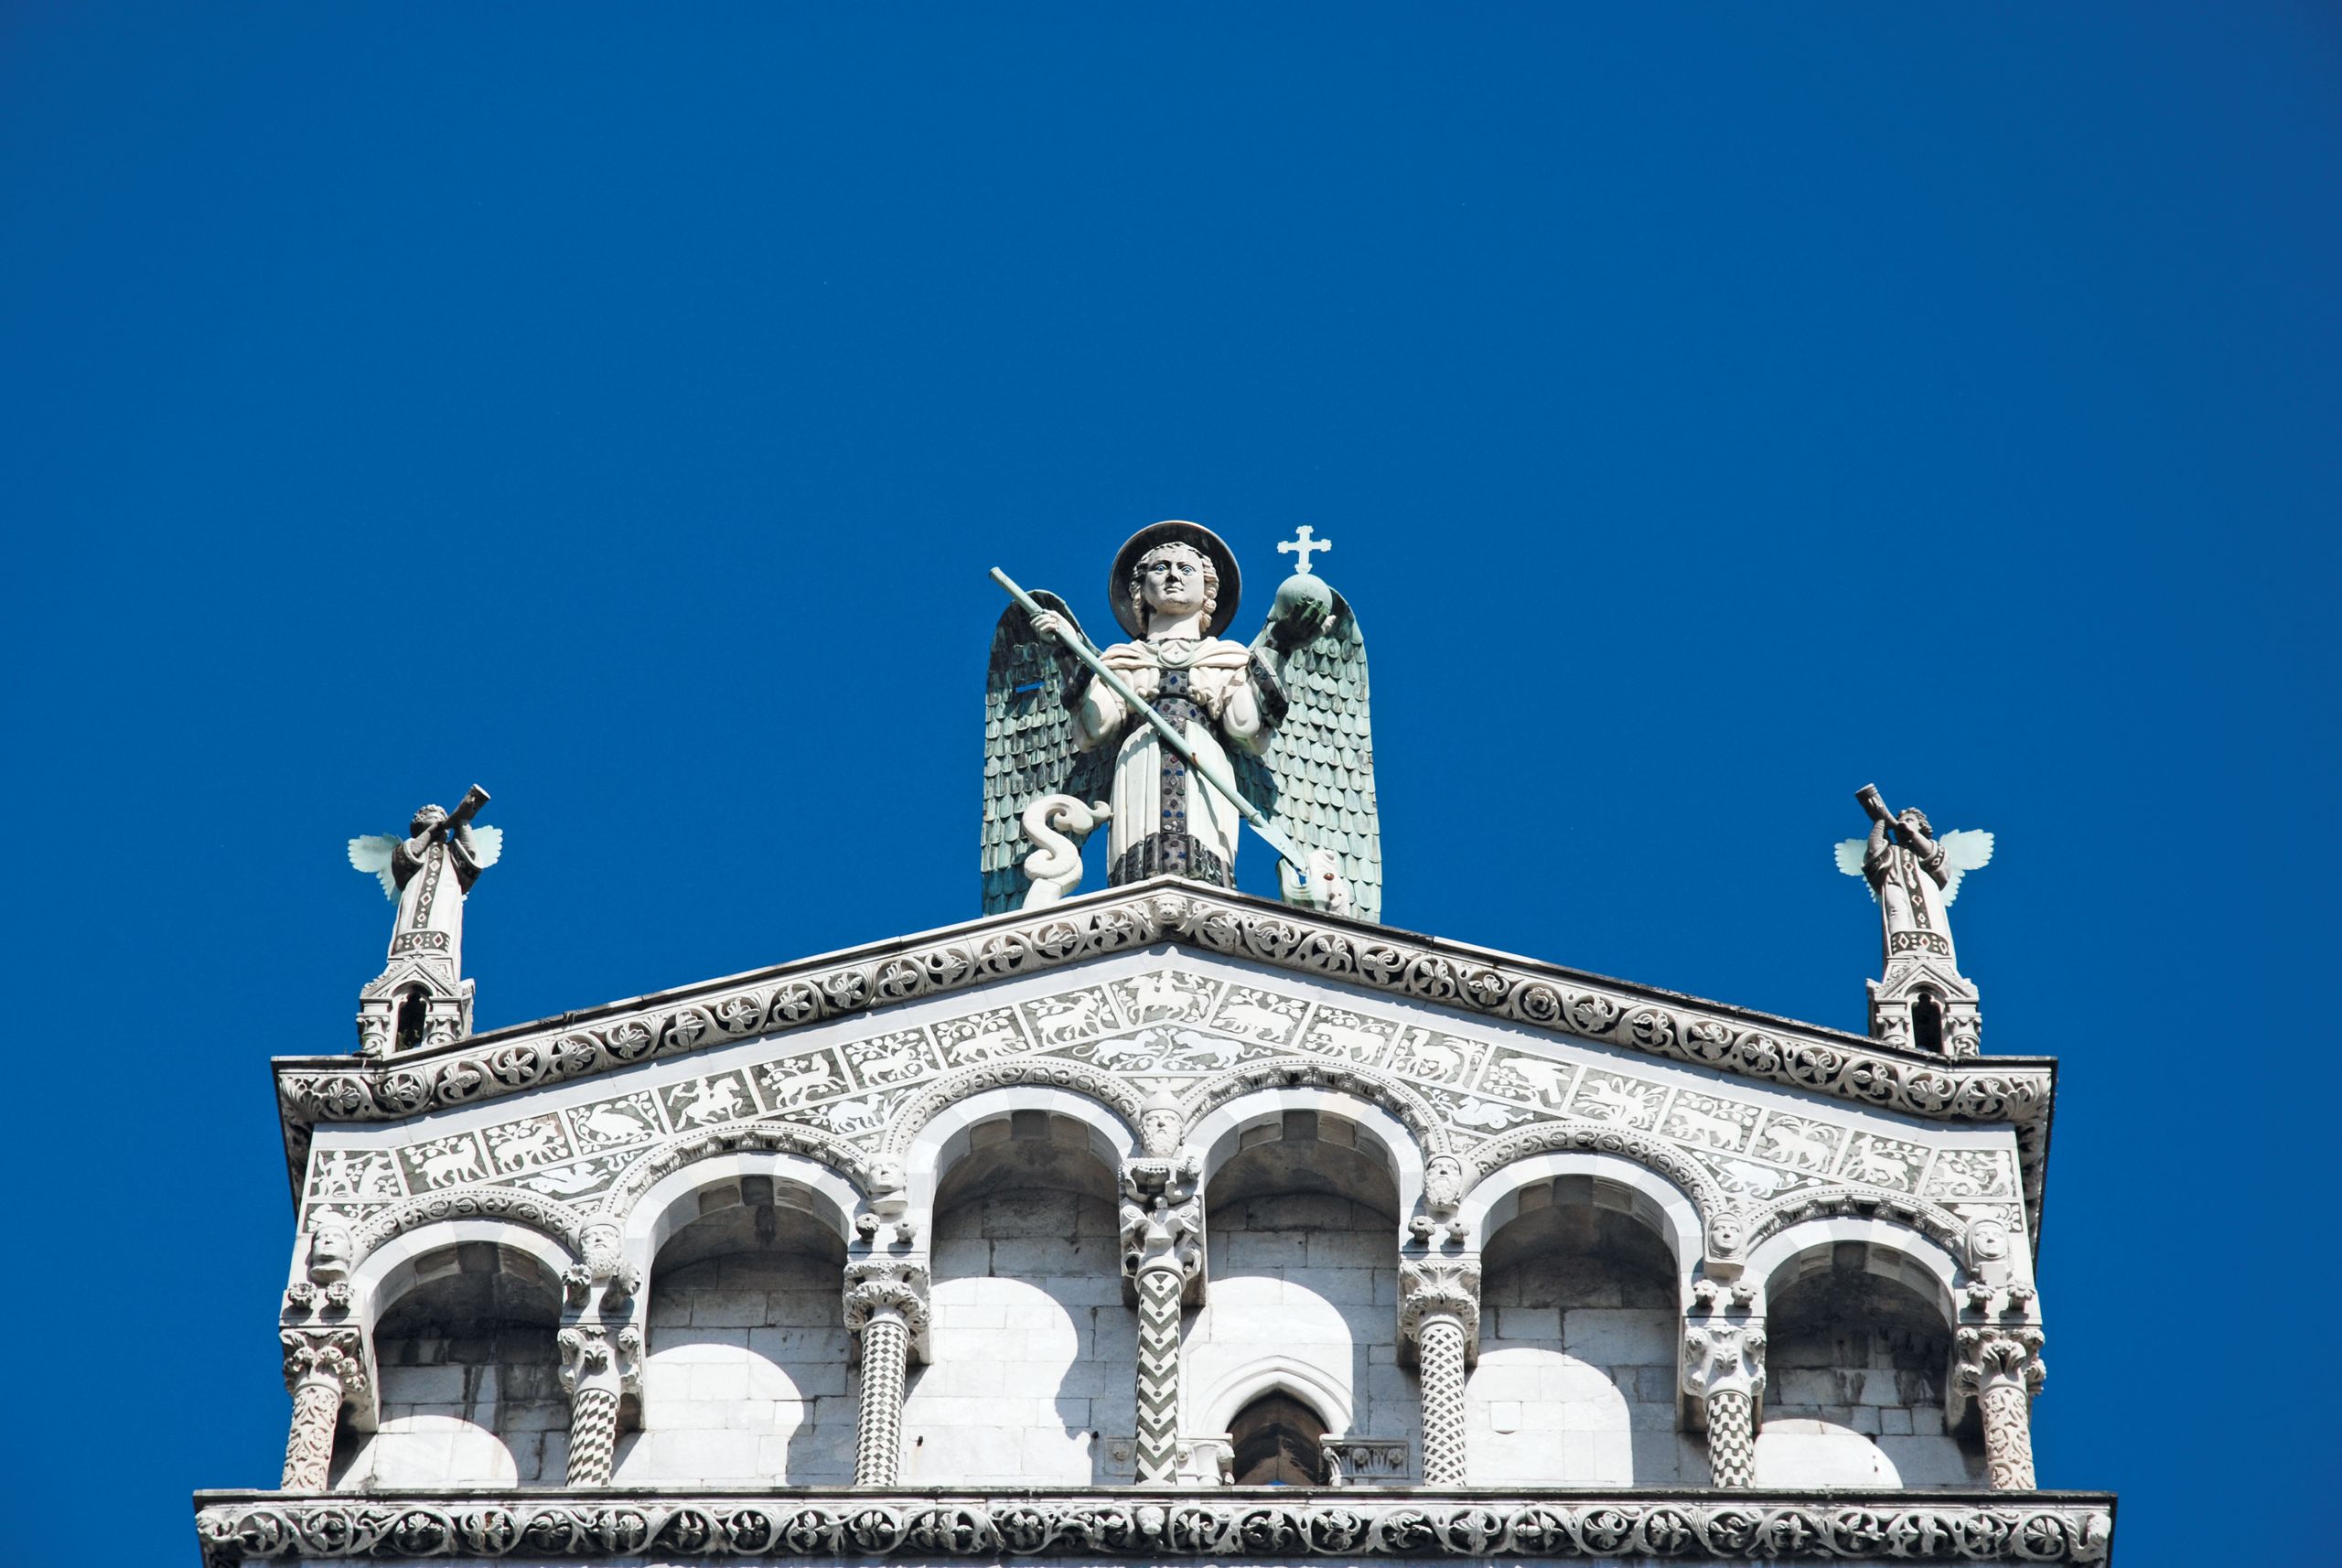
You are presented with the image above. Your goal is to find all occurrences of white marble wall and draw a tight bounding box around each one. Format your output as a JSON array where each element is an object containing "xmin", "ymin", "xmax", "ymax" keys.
[
  {"xmin": 901, "ymin": 1187, "xmax": 1135, "ymax": 1484},
  {"xmin": 615, "ymin": 1250, "xmax": 857, "ymax": 1485},
  {"xmin": 338, "ymin": 1325, "xmax": 566, "ymax": 1488},
  {"xmin": 1754, "ymin": 1289, "xmax": 1983, "ymax": 1488}
]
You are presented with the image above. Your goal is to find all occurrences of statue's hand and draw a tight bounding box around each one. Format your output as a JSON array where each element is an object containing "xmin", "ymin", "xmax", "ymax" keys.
[{"xmin": 1029, "ymin": 609, "xmax": 1070, "ymax": 644}]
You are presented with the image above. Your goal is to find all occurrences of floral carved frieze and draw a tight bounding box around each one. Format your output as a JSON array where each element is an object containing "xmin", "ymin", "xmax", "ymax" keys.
[
  {"xmin": 290, "ymin": 888, "xmax": 2048, "ymax": 1245},
  {"xmin": 192, "ymin": 1491, "xmax": 2114, "ymax": 1565}
]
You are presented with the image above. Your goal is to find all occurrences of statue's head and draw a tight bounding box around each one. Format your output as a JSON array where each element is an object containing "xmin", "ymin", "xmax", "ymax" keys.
[
  {"xmin": 1897, "ymin": 807, "xmax": 1933, "ymax": 838},
  {"xmin": 1131, "ymin": 542, "xmax": 1218, "ymax": 628},
  {"xmin": 410, "ymin": 804, "xmax": 448, "ymax": 837}
]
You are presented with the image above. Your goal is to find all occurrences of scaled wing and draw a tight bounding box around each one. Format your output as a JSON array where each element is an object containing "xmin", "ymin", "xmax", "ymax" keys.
[
  {"xmin": 981, "ymin": 591, "xmax": 1110, "ymax": 914},
  {"xmin": 1242, "ymin": 590, "xmax": 1381, "ymax": 922},
  {"xmin": 466, "ymin": 824, "xmax": 504, "ymax": 869},
  {"xmin": 349, "ymin": 833, "xmax": 401, "ymax": 900},
  {"xmin": 1939, "ymin": 828, "xmax": 1995, "ymax": 905}
]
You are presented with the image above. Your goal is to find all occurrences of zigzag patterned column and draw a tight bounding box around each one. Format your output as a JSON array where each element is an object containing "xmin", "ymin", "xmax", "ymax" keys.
[
  {"xmin": 556, "ymin": 1323, "xmax": 640, "ymax": 1486},
  {"xmin": 1398, "ymin": 1257, "xmax": 1478, "ymax": 1487},
  {"xmin": 1956, "ymin": 1326, "xmax": 2046, "ymax": 1491},
  {"xmin": 1121, "ymin": 1128, "xmax": 1205, "ymax": 1487},
  {"xmin": 844, "ymin": 1260, "xmax": 930, "ymax": 1488},
  {"xmin": 279, "ymin": 1330, "xmax": 367, "ymax": 1493},
  {"xmin": 1681, "ymin": 1298, "xmax": 1766, "ymax": 1490}
]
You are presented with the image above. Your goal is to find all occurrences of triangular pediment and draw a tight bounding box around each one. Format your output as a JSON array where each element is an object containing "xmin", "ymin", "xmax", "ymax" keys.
[{"xmin": 282, "ymin": 880, "xmax": 2053, "ymax": 1250}]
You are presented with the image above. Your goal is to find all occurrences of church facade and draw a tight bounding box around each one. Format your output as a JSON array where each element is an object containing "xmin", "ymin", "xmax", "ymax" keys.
[{"xmin": 193, "ymin": 527, "xmax": 2112, "ymax": 1565}]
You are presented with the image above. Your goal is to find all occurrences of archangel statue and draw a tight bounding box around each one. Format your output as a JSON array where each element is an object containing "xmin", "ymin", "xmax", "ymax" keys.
[
  {"xmin": 348, "ymin": 786, "xmax": 503, "ymax": 1054},
  {"xmin": 982, "ymin": 521, "xmax": 1380, "ymax": 920},
  {"xmin": 1835, "ymin": 784, "xmax": 1991, "ymax": 1056}
]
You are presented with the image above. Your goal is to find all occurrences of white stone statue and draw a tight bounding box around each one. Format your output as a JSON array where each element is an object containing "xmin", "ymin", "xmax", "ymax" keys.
[
  {"xmin": 348, "ymin": 786, "xmax": 502, "ymax": 1053},
  {"xmin": 1834, "ymin": 785, "xmax": 1993, "ymax": 971},
  {"xmin": 980, "ymin": 522, "xmax": 1382, "ymax": 918}
]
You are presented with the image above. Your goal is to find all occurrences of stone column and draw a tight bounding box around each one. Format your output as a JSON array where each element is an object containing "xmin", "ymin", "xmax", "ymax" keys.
[
  {"xmin": 278, "ymin": 1329, "xmax": 367, "ymax": 1493},
  {"xmin": 1397, "ymin": 1257, "xmax": 1479, "ymax": 1487},
  {"xmin": 556, "ymin": 1323, "xmax": 642, "ymax": 1486},
  {"xmin": 1120, "ymin": 1145, "xmax": 1204, "ymax": 1485},
  {"xmin": 844, "ymin": 1259, "xmax": 930, "ymax": 1487},
  {"xmin": 1681, "ymin": 1312, "xmax": 1767, "ymax": 1488},
  {"xmin": 1955, "ymin": 1326, "xmax": 2046, "ymax": 1490}
]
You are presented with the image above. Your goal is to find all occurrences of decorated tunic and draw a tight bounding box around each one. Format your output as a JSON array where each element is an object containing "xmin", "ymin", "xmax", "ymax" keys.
[
  {"xmin": 1069, "ymin": 636, "xmax": 1285, "ymax": 888},
  {"xmin": 1864, "ymin": 828, "xmax": 1955, "ymax": 967},
  {"xmin": 387, "ymin": 832, "xmax": 484, "ymax": 977}
]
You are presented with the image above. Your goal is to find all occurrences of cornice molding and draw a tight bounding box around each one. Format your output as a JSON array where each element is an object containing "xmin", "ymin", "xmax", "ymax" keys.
[
  {"xmin": 274, "ymin": 881, "xmax": 2057, "ymax": 1236},
  {"xmin": 192, "ymin": 1487, "xmax": 2113, "ymax": 1565}
]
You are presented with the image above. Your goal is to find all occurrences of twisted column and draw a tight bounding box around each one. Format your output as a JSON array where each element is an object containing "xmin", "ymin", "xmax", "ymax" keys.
[
  {"xmin": 279, "ymin": 1329, "xmax": 367, "ymax": 1492},
  {"xmin": 1955, "ymin": 1326, "xmax": 2046, "ymax": 1491},
  {"xmin": 557, "ymin": 1323, "xmax": 641, "ymax": 1486},
  {"xmin": 1398, "ymin": 1257, "xmax": 1479, "ymax": 1487},
  {"xmin": 1681, "ymin": 1307, "xmax": 1766, "ymax": 1489},
  {"xmin": 844, "ymin": 1260, "xmax": 929, "ymax": 1487}
]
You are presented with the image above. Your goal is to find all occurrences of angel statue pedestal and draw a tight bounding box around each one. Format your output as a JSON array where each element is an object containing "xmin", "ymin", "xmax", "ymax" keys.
[
  {"xmin": 1836, "ymin": 784, "xmax": 1993, "ymax": 1058},
  {"xmin": 982, "ymin": 521, "xmax": 1381, "ymax": 920},
  {"xmin": 348, "ymin": 786, "xmax": 504, "ymax": 1057}
]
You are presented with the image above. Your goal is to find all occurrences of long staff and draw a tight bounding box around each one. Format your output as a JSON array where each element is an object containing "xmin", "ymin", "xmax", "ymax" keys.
[{"xmin": 991, "ymin": 566, "xmax": 1307, "ymax": 874}]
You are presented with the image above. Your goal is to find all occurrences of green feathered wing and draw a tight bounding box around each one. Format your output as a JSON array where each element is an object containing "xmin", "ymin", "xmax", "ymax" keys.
[
  {"xmin": 1241, "ymin": 590, "xmax": 1381, "ymax": 922},
  {"xmin": 981, "ymin": 592, "xmax": 1112, "ymax": 915}
]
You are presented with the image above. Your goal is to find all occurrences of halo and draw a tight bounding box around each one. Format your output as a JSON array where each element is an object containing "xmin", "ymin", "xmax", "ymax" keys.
[{"xmin": 1108, "ymin": 521, "xmax": 1242, "ymax": 639}]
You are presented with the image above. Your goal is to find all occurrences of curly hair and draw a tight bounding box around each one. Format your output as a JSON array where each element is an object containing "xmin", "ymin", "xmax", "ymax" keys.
[{"xmin": 1128, "ymin": 542, "xmax": 1218, "ymax": 628}]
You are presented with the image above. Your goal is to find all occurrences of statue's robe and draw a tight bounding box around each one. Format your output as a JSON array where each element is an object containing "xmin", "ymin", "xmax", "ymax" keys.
[
  {"xmin": 1071, "ymin": 636, "xmax": 1285, "ymax": 888},
  {"xmin": 387, "ymin": 832, "xmax": 483, "ymax": 978},
  {"xmin": 1864, "ymin": 832, "xmax": 1955, "ymax": 967}
]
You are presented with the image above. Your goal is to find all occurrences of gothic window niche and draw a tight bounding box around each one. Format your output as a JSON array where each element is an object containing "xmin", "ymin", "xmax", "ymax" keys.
[{"xmin": 1229, "ymin": 1391, "xmax": 1331, "ymax": 1485}]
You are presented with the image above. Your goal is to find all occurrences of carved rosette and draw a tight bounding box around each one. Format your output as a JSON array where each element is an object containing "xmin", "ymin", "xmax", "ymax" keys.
[
  {"xmin": 278, "ymin": 1329, "xmax": 369, "ymax": 1493},
  {"xmin": 1954, "ymin": 1326, "xmax": 2047, "ymax": 1491},
  {"xmin": 1681, "ymin": 1316, "xmax": 1767, "ymax": 1489}
]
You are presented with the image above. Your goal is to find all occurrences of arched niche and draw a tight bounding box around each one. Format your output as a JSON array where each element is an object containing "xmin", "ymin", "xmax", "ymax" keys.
[
  {"xmin": 1747, "ymin": 1218, "xmax": 1981, "ymax": 1491},
  {"xmin": 616, "ymin": 1157, "xmax": 855, "ymax": 1487},
  {"xmin": 338, "ymin": 1224, "xmax": 570, "ymax": 1489},
  {"xmin": 1457, "ymin": 1151, "xmax": 1703, "ymax": 1305},
  {"xmin": 899, "ymin": 1089, "xmax": 1133, "ymax": 1487}
]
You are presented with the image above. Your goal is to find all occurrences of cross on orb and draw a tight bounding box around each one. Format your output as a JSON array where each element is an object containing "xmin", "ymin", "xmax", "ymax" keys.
[{"xmin": 1277, "ymin": 525, "xmax": 1333, "ymax": 575}]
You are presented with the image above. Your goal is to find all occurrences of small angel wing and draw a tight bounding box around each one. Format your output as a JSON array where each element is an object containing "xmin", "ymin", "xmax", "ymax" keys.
[
  {"xmin": 981, "ymin": 591, "xmax": 1111, "ymax": 914},
  {"xmin": 1243, "ymin": 589, "xmax": 1381, "ymax": 922},
  {"xmin": 1939, "ymin": 829, "xmax": 1994, "ymax": 905},
  {"xmin": 348, "ymin": 833, "xmax": 401, "ymax": 900},
  {"xmin": 1833, "ymin": 838, "xmax": 1878, "ymax": 902},
  {"xmin": 465, "ymin": 823, "xmax": 504, "ymax": 869}
]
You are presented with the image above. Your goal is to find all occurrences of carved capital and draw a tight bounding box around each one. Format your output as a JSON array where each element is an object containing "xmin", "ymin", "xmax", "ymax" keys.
[
  {"xmin": 1397, "ymin": 1256, "xmax": 1480, "ymax": 1365},
  {"xmin": 557, "ymin": 1322, "xmax": 643, "ymax": 1396},
  {"xmin": 280, "ymin": 1327, "xmax": 370, "ymax": 1405},
  {"xmin": 844, "ymin": 1259, "xmax": 931, "ymax": 1358},
  {"xmin": 1955, "ymin": 1325, "xmax": 2046, "ymax": 1400},
  {"xmin": 1681, "ymin": 1317, "xmax": 1767, "ymax": 1407},
  {"xmin": 1119, "ymin": 1154, "xmax": 1205, "ymax": 1300}
]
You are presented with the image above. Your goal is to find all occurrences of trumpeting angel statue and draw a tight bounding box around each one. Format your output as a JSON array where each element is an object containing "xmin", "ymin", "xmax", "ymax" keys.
[{"xmin": 981, "ymin": 521, "xmax": 1380, "ymax": 920}]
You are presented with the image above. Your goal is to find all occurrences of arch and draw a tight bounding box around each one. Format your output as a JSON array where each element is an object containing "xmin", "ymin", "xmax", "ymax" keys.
[
  {"xmin": 1194, "ymin": 1356, "xmax": 1357, "ymax": 1439},
  {"xmin": 593, "ymin": 1119, "xmax": 873, "ymax": 1228},
  {"xmin": 348, "ymin": 1187, "xmax": 585, "ymax": 1271},
  {"xmin": 900, "ymin": 1084, "xmax": 1136, "ymax": 1220},
  {"xmin": 1460, "ymin": 1121, "xmax": 1729, "ymax": 1249},
  {"xmin": 1743, "ymin": 1215, "xmax": 1964, "ymax": 1329},
  {"xmin": 349, "ymin": 1217, "xmax": 578, "ymax": 1334},
  {"xmin": 882, "ymin": 1059, "xmax": 1149, "ymax": 1155},
  {"xmin": 1739, "ymin": 1186, "xmax": 1975, "ymax": 1271},
  {"xmin": 1189, "ymin": 1083, "xmax": 1425, "ymax": 1222},
  {"xmin": 1181, "ymin": 1059, "xmax": 1453, "ymax": 1166},
  {"xmin": 616, "ymin": 1148, "xmax": 862, "ymax": 1290},
  {"xmin": 1459, "ymin": 1149, "xmax": 1702, "ymax": 1305}
]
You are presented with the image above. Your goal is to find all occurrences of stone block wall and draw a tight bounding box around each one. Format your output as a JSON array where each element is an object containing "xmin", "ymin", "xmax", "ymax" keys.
[
  {"xmin": 615, "ymin": 1249, "xmax": 857, "ymax": 1484},
  {"xmin": 338, "ymin": 1325, "xmax": 567, "ymax": 1487},
  {"xmin": 1755, "ymin": 1314, "xmax": 1982, "ymax": 1487},
  {"xmin": 1186, "ymin": 1192, "xmax": 1413, "ymax": 1458},
  {"xmin": 902, "ymin": 1187, "xmax": 1135, "ymax": 1484}
]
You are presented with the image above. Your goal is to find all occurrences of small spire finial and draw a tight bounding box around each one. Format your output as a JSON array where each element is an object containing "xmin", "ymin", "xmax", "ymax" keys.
[{"xmin": 1276, "ymin": 524, "xmax": 1333, "ymax": 575}]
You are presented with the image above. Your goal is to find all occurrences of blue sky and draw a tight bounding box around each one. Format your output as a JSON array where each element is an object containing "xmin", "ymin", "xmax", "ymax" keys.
[{"xmin": 4, "ymin": 6, "xmax": 2336, "ymax": 1562}]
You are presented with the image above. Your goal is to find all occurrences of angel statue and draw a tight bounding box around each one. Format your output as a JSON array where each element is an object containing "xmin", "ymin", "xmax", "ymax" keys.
[
  {"xmin": 1833, "ymin": 784, "xmax": 1993, "ymax": 971},
  {"xmin": 348, "ymin": 785, "xmax": 502, "ymax": 1053},
  {"xmin": 1835, "ymin": 784, "xmax": 1992, "ymax": 1058},
  {"xmin": 981, "ymin": 521, "xmax": 1381, "ymax": 920}
]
